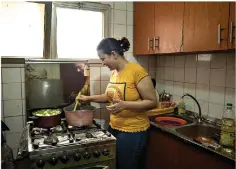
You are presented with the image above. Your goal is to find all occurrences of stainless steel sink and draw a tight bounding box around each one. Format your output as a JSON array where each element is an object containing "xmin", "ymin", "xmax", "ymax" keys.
[{"xmin": 175, "ymin": 124, "xmax": 220, "ymax": 138}]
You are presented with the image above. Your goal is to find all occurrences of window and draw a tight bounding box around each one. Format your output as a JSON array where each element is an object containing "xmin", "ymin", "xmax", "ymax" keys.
[
  {"xmin": 1, "ymin": 2, "xmax": 45, "ymax": 57},
  {"xmin": 51, "ymin": 2, "xmax": 110, "ymax": 59}
]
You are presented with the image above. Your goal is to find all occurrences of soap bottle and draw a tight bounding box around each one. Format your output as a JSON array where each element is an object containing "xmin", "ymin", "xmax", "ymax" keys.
[{"xmin": 178, "ymin": 99, "xmax": 186, "ymax": 115}]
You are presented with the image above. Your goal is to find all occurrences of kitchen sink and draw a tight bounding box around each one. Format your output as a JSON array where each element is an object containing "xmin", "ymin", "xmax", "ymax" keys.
[{"xmin": 175, "ymin": 124, "xmax": 220, "ymax": 138}]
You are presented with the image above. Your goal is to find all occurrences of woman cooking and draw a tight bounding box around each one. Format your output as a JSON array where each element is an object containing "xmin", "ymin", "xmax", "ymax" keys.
[{"xmin": 78, "ymin": 37, "xmax": 157, "ymax": 169}]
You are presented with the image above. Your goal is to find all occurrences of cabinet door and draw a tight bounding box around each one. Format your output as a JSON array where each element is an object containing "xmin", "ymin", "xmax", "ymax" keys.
[
  {"xmin": 134, "ymin": 2, "xmax": 155, "ymax": 55},
  {"xmin": 153, "ymin": 2, "xmax": 184, "ymax": 53},
  {"xmin": 228, "ymin": 2, "xmax": 235, "ymax": 49},
  {"xmin": 183, "ymin": 2, "xmax": 230, "ymax": 52}
]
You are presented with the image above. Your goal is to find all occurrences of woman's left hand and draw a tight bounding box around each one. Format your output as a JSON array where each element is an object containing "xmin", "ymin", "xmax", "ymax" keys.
[{"xmin": 106, "ymin": 99, "xmax": 127, "ymax": 114}]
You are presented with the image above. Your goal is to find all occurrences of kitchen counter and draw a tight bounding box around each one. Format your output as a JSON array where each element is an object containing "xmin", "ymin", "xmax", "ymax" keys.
[{"xmin": 148, "ymin": 112, "xmax": 235, "ymax": 162}]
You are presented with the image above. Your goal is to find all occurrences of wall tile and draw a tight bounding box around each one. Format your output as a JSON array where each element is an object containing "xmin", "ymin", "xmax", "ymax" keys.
[
  {"xmin": 197, "ymin": 68, "xmax": 210, "ymax": 85},
  {"xmin": 129, "ymin": 40, "xmax": 133, "ymax": 53},
  {"xmin": 174, "ymin": 68, "xmax": 184, "ymax": 82},
  {"xmin": 156, "ymin": 67, "xmax": 165, "ymax": 80},
  {"xmin": 173, "ymin": 82, "xmax": 184, "ymax": 96},
  {"xmin": 165, "ymin": 56, "xmax": 174, "ymax": 67},
  {"xmin": 195, "ymin": 100, "xmax": 209, "ymax": 116},
  {"xmin": 101, "ymin": 81, "xmax": 109, "ymax": 94},
  {"xmin": 174, "ymin": 55, "xmax": 185, "ymax": 68},
  {"xmin": 209, "ymin": 103, "xmax": 224, "ymax": 118},
  {"xmin": 22, "ymin": 100, "xmax": 26, "ymax": 116},
  {"xmin": 114, "ymin": 24, "xmax": 126, "ymax": 38},
  {"xmin": 211, "ymin": 53, "xmax": 226, "ymax": 69},
  {"xmin": 127, "ymin": 2, "xmax": 133, "ymax": 11},
  {"xmin": 2, "ymin": 68, "xmax": 21, "ymax": 83},
  {"xmin": 156, "ymin": 79, "xmax": 165, "ymax": 93},
  {"xmin": 158, "ymin": 56, "xmax": 165, "ymax": 67},
  {"xmin": 210, "ymin": 69, "xmax": 226, "ymax": 87},
  {"xmin": 101, "ymin": 2, "xmax": 114, "ymax": 8},
  {"xmin": 164, "ymin": 81, "xmax": 174, "ymax": 94},
  {"xmin": 4, "ymin": 116, "xmax": 24, "ymax": 133},
  {"xmin": 20, "ymin": 68, "xmax": 25, "ymax": 83},
  {"xmin": 226, "ymin": 69, "xmax": 235, "ymax": 88},
  {"xmin": 127, "ymin": 25, "xmax": 133, "ymax": 40},
  {"xmin": 225, "ymin": 88, "xmax": 235, "ymax": 106},
  {"xmin": 185, "ymin": 68, "xmax": 196, "ymax": 83},
  {"xmin": 101, "ymin": 66, "xmax": 112, "ymax": 80},
  {"xmin": 114, "ymin": 10, "xmax": 126, "ymax": 25},
  {"xmin": 184, "ymin": 83, "xmax": 196, "ymax": 97},
  {"xmin": 90, "ymin": 81, "xmax": 101, "ymax": 95},
  {"xmin": 164, "ymin": 67, "xmax": 174, "ymax": 80},
  {"xmin": 226, "ymin": 53, "xmax": 235, "ymax": 70},
  {"xmin": 114, "ymin": 2, "xmax": 126, "ymax": 10},
  {"xmin": 185, "ymin": 55, "xmax": 197, "ymax": 68},
  {"xmin": 90, "ymin": 67, "xmax": 101, "ymax": 81},
  {"xmin": 3, "ymin": 100, "xmax": 22, "ymax": 117},
  {"xmin": 209, "ymin": 86, "xmax": 225, "ymax": 105},
  {"xmin": 2, "ymin": 83, "xmax": 22, "ymax": 100},
  {"xmin": 127, "ymin": 11, "xmax": 133, "ymax": 25},
  {"xmin": 196, "ymin": 84, "xmax": 209, "ymax": 102},
  {"xmin": 197, "ymin": 54, "xmax": 211, "ymax": 68},
  {"xmin": 149, "ymin": 55, "xmax": 156, "ymax": 68},
  {"xmin": 138, "ymin": 56, "xmax": 149, "ymax": 67}
]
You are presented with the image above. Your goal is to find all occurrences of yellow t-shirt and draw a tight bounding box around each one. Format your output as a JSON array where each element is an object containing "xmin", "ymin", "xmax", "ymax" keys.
[{"xmin": 105, "ymin": 62, "xmax": 150, "ymax": 132}]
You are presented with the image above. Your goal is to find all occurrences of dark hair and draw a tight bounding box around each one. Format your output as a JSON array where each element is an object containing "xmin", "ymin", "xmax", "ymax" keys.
[
  {"xmin": 151, "ymin": 78, "xmax": 156, "ymax": 88},
  {"xmin": 97, "ymin": 37, "xmax": 130, "ymax": 56}
]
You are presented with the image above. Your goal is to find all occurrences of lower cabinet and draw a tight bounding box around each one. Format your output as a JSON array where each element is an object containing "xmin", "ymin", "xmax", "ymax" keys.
[{"xmin": 145, "ymin": 126, "xmax": 234, "ymax": 169}]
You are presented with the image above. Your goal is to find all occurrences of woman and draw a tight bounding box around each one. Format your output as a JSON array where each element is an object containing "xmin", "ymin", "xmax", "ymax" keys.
[{"xmin": 79, "ymin": 37, "xmax": 157, "ymax": 169}]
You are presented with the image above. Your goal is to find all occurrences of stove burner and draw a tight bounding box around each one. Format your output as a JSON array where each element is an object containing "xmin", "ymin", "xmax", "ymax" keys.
[
  {"xmin": 44, "ymin": 136, "xmax": 59, "ymax": 146},
  {"xmin": 85, "ymin": 132, "xmax": 93, "ymax": 138}
]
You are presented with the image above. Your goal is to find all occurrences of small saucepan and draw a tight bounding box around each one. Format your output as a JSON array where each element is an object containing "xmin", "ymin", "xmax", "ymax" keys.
[
  {"xmin": 64, "ymin": 103, "xmax": 96, "ymax": 127},
  {"xmin": 28, "ymin": 109, "xmax": 62, "ymax": 128}
]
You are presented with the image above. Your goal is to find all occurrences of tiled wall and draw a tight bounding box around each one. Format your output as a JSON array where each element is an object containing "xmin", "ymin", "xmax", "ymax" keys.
[
  {"xmin": 1, "ymin": 64, "xmax": 26, "ymax": 158},
  {"xmin": 137, "ymin": 52, "xmax": 235, "ymax": 119}
]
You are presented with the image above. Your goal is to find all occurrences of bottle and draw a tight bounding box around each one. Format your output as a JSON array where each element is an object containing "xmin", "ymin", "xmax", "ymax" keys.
[
  {"xmin": 220, "ymin": 103, "xmax": 235, "ymax": 154},
  {"xmin": 178, "ymin": 99, "xmax": 186, "ymax": 115}
]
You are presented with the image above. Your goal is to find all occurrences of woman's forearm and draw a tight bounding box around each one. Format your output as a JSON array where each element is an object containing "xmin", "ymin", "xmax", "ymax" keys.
[
  {"xmin": 125, "ymin": 100, "xmax": 157, "ymax": 111},
  {"xmin": 88, "ymin": 94, "xmax": 108, "ymax": 103}
]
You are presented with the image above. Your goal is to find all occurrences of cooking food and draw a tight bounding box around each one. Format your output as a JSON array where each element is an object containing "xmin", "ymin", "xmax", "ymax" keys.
[{"xmin": 33, "ymin": 109, "xmax": 61, "ymax": 117}]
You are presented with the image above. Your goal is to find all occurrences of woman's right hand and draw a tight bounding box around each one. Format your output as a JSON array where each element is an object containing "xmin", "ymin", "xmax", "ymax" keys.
[{"xmin": 77, "ymin": 95, "xmax": 90, "ymax": 103}]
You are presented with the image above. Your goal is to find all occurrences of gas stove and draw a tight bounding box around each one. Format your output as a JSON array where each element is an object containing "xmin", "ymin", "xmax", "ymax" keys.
[{"xmin": 17, "ymin": 119, "xmax": 116, "ymax": 169}]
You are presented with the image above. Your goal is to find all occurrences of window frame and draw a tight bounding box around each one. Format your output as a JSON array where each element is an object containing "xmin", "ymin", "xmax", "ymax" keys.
[
  {"xmin": 50, "ymin": 2, "xmax": 111, "ymax": 59},
  {"xmin": 1, "ymin": 1, "xmax": 111, "ymax": 60}
]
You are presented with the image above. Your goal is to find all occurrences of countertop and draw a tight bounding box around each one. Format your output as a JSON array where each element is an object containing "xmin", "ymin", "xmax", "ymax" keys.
[{"xmin": 149, "ymin": 112, "xmax": 235, "ymax": 162}]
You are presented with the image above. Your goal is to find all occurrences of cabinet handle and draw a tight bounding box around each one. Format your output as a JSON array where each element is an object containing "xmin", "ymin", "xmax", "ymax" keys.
[
  {"xmin": 217, "ymin": 24, "xmax": 224, "ymax": 45},
  {"xmin": 229, "ymin": 22, "xmax": 235, "ymax": 43},
  {"xmin": 148, "ymin": 38, "xmax": 153, "ymax": 50},
  {"xmin": 153, "ymin": 36, "xmax": 159, "ymax": 50}
]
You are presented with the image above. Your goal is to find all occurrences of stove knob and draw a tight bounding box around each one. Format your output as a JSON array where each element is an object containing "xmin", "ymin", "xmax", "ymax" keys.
[
  {"xmin": 36, "ymin": 159, "xmax": 45, "ymax": 168},
  {"xmin": 102, "ymin": 149, "xmax": 110, "ymax": 156},
  {"xmin": 93, "ymin": 151, "xmax": 101, "ymax": 158},
  {"xmin": 60, "ymin": 155, "xmax": 69, "ymax": 164},
  {"xmin": 83, "ymin": 152, "xmax": 91, "ymax": 159},
  {"xmin": 74, "ymin": 153, "xmax": 81, "ymax": 161},
  {"xmin": 49, "ymin": 157, "xmax": 58, "ymax": 166}
]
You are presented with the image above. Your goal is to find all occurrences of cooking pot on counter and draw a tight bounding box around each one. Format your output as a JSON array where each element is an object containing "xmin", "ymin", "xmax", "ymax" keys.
[{"xmin": 64, "ymin": 103, "xmax": 96, "ymax": 127}]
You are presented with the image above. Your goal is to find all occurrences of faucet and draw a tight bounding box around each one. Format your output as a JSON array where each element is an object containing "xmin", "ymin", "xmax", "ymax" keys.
[{"xmin": 181, "ymin": 93, "xmax": 203, "ymax": 123}]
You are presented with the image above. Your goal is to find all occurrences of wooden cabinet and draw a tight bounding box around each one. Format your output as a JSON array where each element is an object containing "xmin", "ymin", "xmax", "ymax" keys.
[
  {"xmin": 154, "ymin": 3, "xmax": 184, "ymax": 53},
  {"xmin": 134, "ymin": 2, "xmax": 155, "ymax": 55},
  {"xmin": 183, "ymin": 2, "xmax": 230, "ymax": 52},
  {"xmin": 134, "ymin": 2, "xmax": 184, "ymax": 55},
  {"xmin": 145, "ymin": 126, "xmax": 234, "ymax": 169},
  {"xmin": 134, "ymin": 2, "xmax": 235, "ymax": 55},
  {"xmin": 228, "ymin": 2, "xmax": 235, "ymax": 49}
]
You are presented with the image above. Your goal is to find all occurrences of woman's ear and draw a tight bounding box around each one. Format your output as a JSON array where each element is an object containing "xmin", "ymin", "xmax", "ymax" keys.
[{"xmin": 111, "ymin": 51, "xmax": 119, "ymax": 59}]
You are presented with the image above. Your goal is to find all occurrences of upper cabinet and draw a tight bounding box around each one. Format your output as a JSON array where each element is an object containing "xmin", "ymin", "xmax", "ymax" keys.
[
  {"xmin": 134, "ymin": 2, "xmax": 235, "ymax": 56},
  {"xmin": 228, "ymin": 2, "xmax": 235, "ymax": 49},
  {"xmin": 154, "ymin": 3, "xmax": 184, "ymax": 53},
  {"xmin": 134, "ymin": 2, "xmax": 184, "ymax": 55},
  {"xmin": 183, "ymin": 2, "xmax": 230, "ymax": 52},
  {"xmin": 134, "ymin": 2, "xmax": 155, "ymax": 55}
]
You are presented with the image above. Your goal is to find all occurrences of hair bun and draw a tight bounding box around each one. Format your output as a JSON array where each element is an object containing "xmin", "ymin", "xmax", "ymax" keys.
[{"xmin": 119, "ymin": 37, "xmax": 130, "ymax": 52}]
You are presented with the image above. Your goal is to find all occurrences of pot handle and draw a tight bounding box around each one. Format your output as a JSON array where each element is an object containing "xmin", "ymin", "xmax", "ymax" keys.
[{"xmin": 28, "ymin": 116, "xmax": 39, "ymax": 120}]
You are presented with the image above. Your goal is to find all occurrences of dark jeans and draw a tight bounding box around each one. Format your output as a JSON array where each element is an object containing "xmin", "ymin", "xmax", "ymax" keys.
[{"xmin": 108, "ymin": 126, "xmax": 148, "ymax": 169}]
